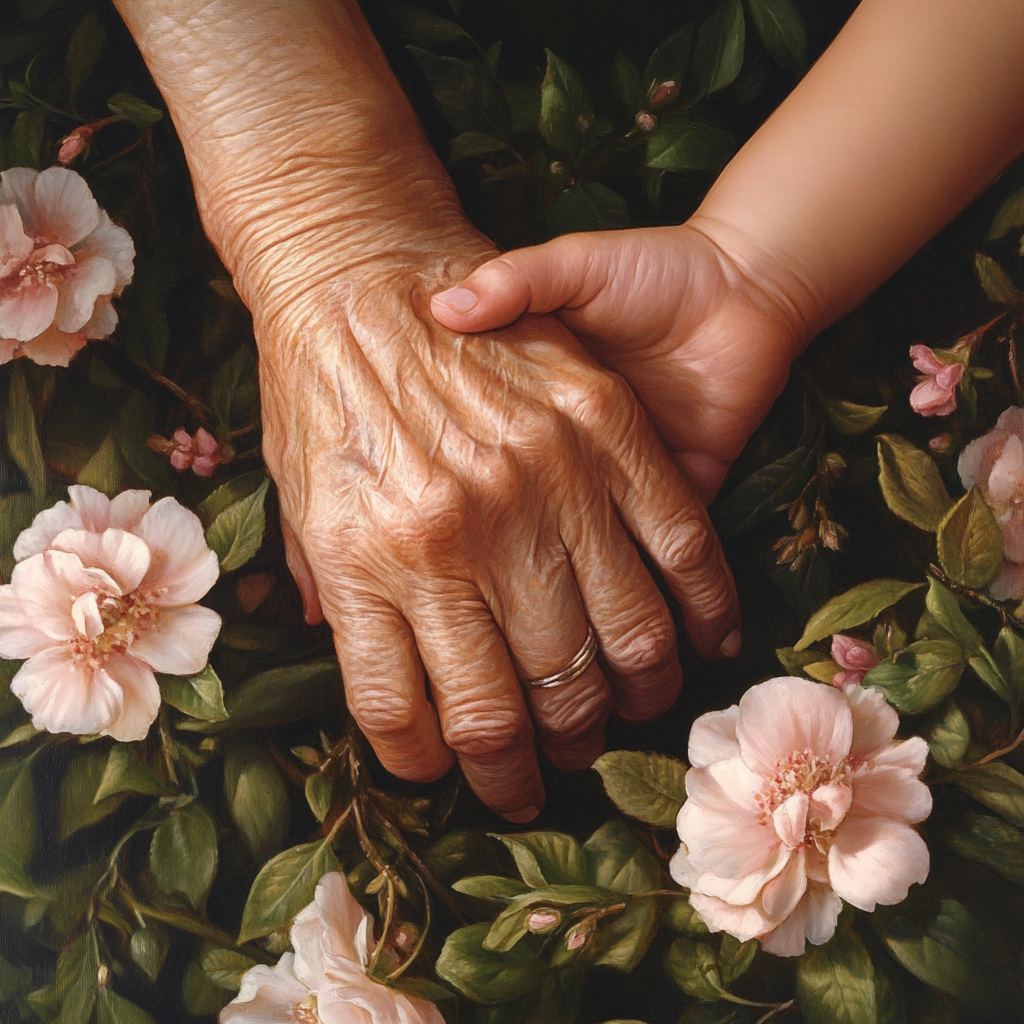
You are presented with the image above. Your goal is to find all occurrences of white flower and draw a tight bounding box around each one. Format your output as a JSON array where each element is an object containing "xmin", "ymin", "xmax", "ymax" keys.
[
  {"xmin": 0, "ymin": 167, "xmax": 134, "ymax": 367},
  {"xmin": 0, "ymin": 486, "xmax": 220, "ymax": 741},
  {"xmin": 223, "ymin": 873, "xmax": 443, "ymax": 1024}
]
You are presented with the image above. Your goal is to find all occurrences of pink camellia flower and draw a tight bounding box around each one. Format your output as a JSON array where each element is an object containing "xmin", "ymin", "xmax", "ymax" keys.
[
  {"xmin": 170, "ymin": 428, "xmax": 223, "ymax": 477},
  {"xmin": 0, "ymin": 486, "xmax": 220, "ymax": 741},
  {"xmin": 908, "ymin": 345, "xmax": 964, "ymax": 417},
  {"xmin": 959, "ymin": 406, "xmax": 1024, "ymax": 601},
  {"xmin": 830, "ymin": 634, "xmax": 880, "ymax": 688},
  {"xmin": 0, "ymin": 167, "xmax": 134, "ymax": 367},
  {"xmin": 671, "ymin": 676, "xmax": 931, "ymax": 957},
  {"xmin": 222, "ymin": 872, "xmax": 443, "ymax": 1024}
]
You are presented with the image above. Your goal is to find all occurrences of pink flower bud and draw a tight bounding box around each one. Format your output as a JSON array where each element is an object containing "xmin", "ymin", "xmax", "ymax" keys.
[
  {"xmin": 929, "ymin": 433, "xmax": 952, "ymax": 454},
  {"xmin": 635, "ymin": 111, "xmax": 657, "ymax": 131},
  {"xmin": 157, "ymin": 427, "xmax": 226, "ymax": 477},
  {"xmin": 527, "ymin": 909, "xmax": 561, "ymax": 934},
  {"xmin": 909, "ymin": 344, "xmax": 964, "ymax": 417},
  {"xmin": 57, "ymin": 129, "xmax": 91, "ymax": 165},
  {"xmin": 649, "ymin": 81, "xmax": 681, "ymax": 107},
  {"xmin": 830, "ymin": 634, "xmax": 880, "ymax": 687}
]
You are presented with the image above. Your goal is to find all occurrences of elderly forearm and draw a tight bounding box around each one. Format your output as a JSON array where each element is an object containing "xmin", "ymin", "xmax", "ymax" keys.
[
  {"xmin": 111, "ymin": 0, "xmax": 491, "ymax": 315},
  {"xmin": 691, "ymin": 0, "xmax": 1024, "ymax": 339}
]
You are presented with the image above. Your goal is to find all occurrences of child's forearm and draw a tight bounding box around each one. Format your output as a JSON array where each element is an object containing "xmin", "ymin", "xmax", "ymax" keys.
[{"xmin": 691, "ymin": 0, "xmax": 1024, "ymax": 339}]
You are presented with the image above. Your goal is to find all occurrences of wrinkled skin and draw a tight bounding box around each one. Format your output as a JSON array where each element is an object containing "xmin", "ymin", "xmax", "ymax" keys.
[{"xmin": 112, "ymin": 0, "xmax": 741, "ymax": 819}]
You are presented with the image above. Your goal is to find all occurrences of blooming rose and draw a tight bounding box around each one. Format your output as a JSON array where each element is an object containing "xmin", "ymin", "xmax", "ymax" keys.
[
  {"xmin": 830, "ymin": 634, "xmax": 879, "ymax": 688},
  {"xmin": 0, "ymin": 167, "xmax": 134, "ymax": 367},
  {"xmin": 222, "ymin": 872, "xmax": 443, "ymax": 1024},
  {"xmin": 909, "ymin": 345, "xmax": 963, "ymax": 417},
  {"xmin": 671, "ymin": 676, "xmax": 931, "ymax": 957},
  {"xmin": 959, "ymin": 406, "xmax": 1024, "ymax": 601},
  {"xmin": 0, "ymin": 486, "xmax": 220, "ymax": 741}
]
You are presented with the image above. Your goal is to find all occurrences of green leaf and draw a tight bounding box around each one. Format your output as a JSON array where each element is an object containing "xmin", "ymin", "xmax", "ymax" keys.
[
  {"xmin": 197, "ymin": 470, "xmax": 266, "ymax": 528},
  {"xmin": 646, "ymin": 117, "xmax": 733, "ymax": 171},
  {"xmin": 0, "ymin": 852, "xmax": 35, "ymax": 899},
  {"xmin": 436, "ymin": 924, "xmax": 543, "ymax": 1004},
  {"xmin": 7, "ymin": 109, "xmax": 46, "ymax": 168},
  {"xmin": 794, "ymin": 579, "xmax": 923, "ymax": 651},
  {"xmin": 449, "ymin": 131, "xmax": 507, "ymax": 163},
  {"xmin": 775, "ymin": 646, "xmax": 821, "ymax": 676},
  {"xmin": 713, "ymin": 447, "xmax": 811, "ymax": 538},
  {"xmin": 0, "ymin": 757, "xmax": 34, "ymax": 864},
  {"xmin": 453, "ymin": 875, "xmax": 532, "ymax": 899},
  {"xmin": 206, "ymin": 478, "xmax": 269, "ymax": 572},
  {"xmin": 305, "ymin": 772, "xmax": 332, "ymax": 823},
  {"xmin": 974, "ymin": 253, "xmax": 1022, "ymax": 307},
  {"xmin": 989, "ymin": 187, "xmax": 1024, "ymax": 240},
  {"xmin": 926, "ymin": 702, "xmax": 970, "ymax": 768},
  {"xmin": 107, "ymin": 92, "xmax": 163, "ymax": 127},
  {"xmin": 158, "ymin": 664, "xmax": 228, "ymax": 721},
  {"xmin": 937, "ymin": 487, "xmax": 1003, "ymax": 589},
  {"xmin": 613, "ymin": 55, "xmax": 645, "ymax": 111},
  {"xmin": 593, "ymin": 897, "xmax": 658, "ymax": 972},
  {"xmin": 665, "ymin": 897, "xmax": 710, "ymax": 935},
  {"xmin": 956, "ymin": 762, "xmax": 1024, "ymax": 827},
  {"xmin": 0, "ymin": 722, "xmax": 39, "ymax": 748},
  {"xmin": 592, "ymin": 751, "xmax": 686, "ymax": 827},
  {"xmin": 96, "ymin": 989, "xmax": 157, "ymax": 1024},
  {"xmin": 94, "ymin": 744, "xmax": 165, "ymax": 802},
  {"xmin": 59, "ymin": 747, "xmax": 125, "ymax": 840},
  {"xmin": 993, "ymin": 626, "xmax": 1024, "ymax": 706},
  {"xmin": 491, "ymin": 831, "xmax": 587, "ymax": 887},
  {"xmin": 77, "ymin": 432, "xmax": 122, "ymax": 496},
  {"xmin": 201, "ymin": 949, "xmax": 257, "ymax": 991},
  {"xmin": 876, "ymin": 434, "xmax": 952, "ymax": 531},
  {"xmin": 408, "ymin": 47, "xmax": 510, "ymax": 137},
  {"xmin": 383, "ymin": 2, "xmax": 475, "ymax": 48},
  {"xmin": 54, "ymin": 933, "xmax": 96, "ymax": 1024},
  {"xmin": 7, "ymin": 363, "xmax": 45, "ymax": 499},
  {"xmin": 539, "ymin": 48, "xmax": 593, "ymax": 157},
  {"xmin": 119, "ymin": 390, "xmax": 172, "ymax": 490},
  {"xmin": 0, "ymin": 492, "xmax": 38, "ymax": 580},
  {"xmin": 238, "ymin": 838, "xmax": 340, "ymax": 943},
  {"xmin": 583, "ymin": 819, "xmax": 660, "ymax": 894},
  {"xmin": 644, "ymin": 24, "xmax": 694, "ymax": 91},
  {"xmin": 863, "ymin": 639, "xmax": 964, "ymax": 713},
  {"xmin": 212, "ymin": 344, "xmax": 259, "ymax": 431},
  {"xmin": 66, "ymin": 11, "xmax": 105, "ymax": 102},
  {"xmin": 483, "ymin": 903, "xmax": 535, "ymax": 953},
  {"xmin": 718, "ymin": 936, "xmax": 756, "ymax": 987},
  {"xmin": 945, "ymin": 813, "xmax": 1024, "ymax": 884},
  {"xmin": 150, "ymin": 802, "xmax": 218, "ymax": 909},
  {"xmin": 182, "ymin": 959, "xmax": 226, "ymax": 1017},
  {"xmin": 923, "ymin": 577, "xmax": 983, "ymax": 649},
  {"xmin": 548, "ymin": 182, "xmax": 630, "ymax": 236},
  {"xmin": 129, "ymin": 926, "xmax": 169, "ymax": 983},
  {"xmin": 225, "ymin": 739, "xmax": 289, "ymax": 862},
  {"xmin": 178, "ymin": 657, "xmax": 340, "ymax": 733},
  {"xmin": 823, "ymin": 397, "xmax": 887, "ymax": 436},
  {"xmin": 695, "ymin": 0, "xmax": 745, "ymax": 96},
  {"xmin": 797, "ymin": 924, "xmax": 902, "ymax": 1024},
  {"xmin": 748, "ymin": 0, "xmax": 806, "ymax": 70},
  {"xmin": 665, "ymin": 936, "xmax": 723, "ymax": 1001}
]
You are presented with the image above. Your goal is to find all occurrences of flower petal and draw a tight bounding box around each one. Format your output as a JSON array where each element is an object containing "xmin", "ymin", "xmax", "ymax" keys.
[
  {"xmin": 315, "ymin": 872, "xmax": 374, "ymax": 969},
  {"xmin": 989, "ymin": 559, "xmax": 1024, "ymax": 602},
  {"xmin": 759, "ymin": 848, "xmax": 807, "ymax": 923},
  {"xmin": 845, "ymin": 684, "xmax": 899, "ymax": 761},
  {"xmin": 66, "ymin": 486, "xmax": 112, "ymax": 532},
  {"xmin": 987, "ymin": 434, "xmax": 1024, "ymax": 505},
  {"xmin": 773, "ymin": 792, "xmax": 809, "ymax": 849},
  {"xmin": 54, "ymin": 255, "xmax": 116, "ymax": 334},
  {"xmin": 736, "ymin": 677, "xmax": 853, "ymax": 773},
  {"xmin": 850, "ymin": 766, "xmax": 932, "ymax": 824},
  {"xmin": 808, "ymin": 782, "xmax": 853, "ymax": 832},
  {"xmin": 870, "ymin": 735, "xmax": 929, "ymax": 773},
  {"xmin": 11, "ymin": 646, "xmax": 122, "ymax": 736},
  {"xmin": 0, "ymin": 204, "xmax": 32, "ymax": 277},
  {"xmin": 669, "ymin": 843, "xmax": 699, "ymax": 888},
  {"xmin": 0, "ymin": 338, "xmax": 17, "ymax": 363},
  {"xmin": 135, "ymin": 497, "xmax": 219, "ymax": 606},
  {"xmin": 695, "ymin": 843, "xmax": 792, "ymax": 907},
  {"xmin": 13, "ymin": 500, "xmax": 83, "ymax": 561},
  {"xmin": 19, "ymin": 324, "xmax": 85, "ymax": 367},
  {"xmin": 101, "ymin": 654, "xmax": 161, "ymax": 742},
  {"xmin": 29, "ymin": 167, "xmax": 100, "ymax": 246},
  {"xmin": 687, "ymin": 891, "xmax": 773, "ymax": 944},
  {"xmin": 688, "ymin": 706, "xmax": 740, "ymax": 767},
  {"xmin": 51, "ymin": 528, "xmax": 151, "ymax": 594},
  {"xmin": 81, "ymin": 295, "xmax": 117, "ymax": 340},
  {"xmin": 828, "ymin": 817, "xmax": 929, "ymax": 912},
  {"xmin": 289, "ymin": 904, "xmax": 327, "ymax": 993},
  {"xmin": 0, "ymin": 280, "xmax": 58, "ymax": 342},
  {"xmin": 959, "ymin": 430, "xmax": 1006, "ymax": 492},
  {"xmin": 129, "ymin": 604, "xmax": 221, "ymax": 675},
  {"xmin": 0, "ymin": 584, "xmax": 51, "ymax": 658},
  {"xmin": 909, "ymin": 345, "xmax": 946, "ymax": 375},
  {"xmin": 831, "ymin": 635, "xmax": 879, "ymax": 672},
  {"xmin": 74, "ymin": 210, "xmax": 134, "ymax": 290},
  {"xmin": 221, "ymin": 959, "xmax": 312, "ymax": 1024},
  {"xmin": 995, "ymin": 406, "xmax": 1024, "ymax": 437},
  {"xmin": 108, "ymin": 490, "xmax": 151, "ymax": 532},
  {"xmin": 760, "ymin": 880, "xmax": 841, "ymax": 956}
]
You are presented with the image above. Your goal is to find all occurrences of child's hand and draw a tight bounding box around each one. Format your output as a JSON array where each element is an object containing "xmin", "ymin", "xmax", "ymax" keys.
[{"xmin": 431, "ymin": 224, "xmax": 807, "ymax": 502}]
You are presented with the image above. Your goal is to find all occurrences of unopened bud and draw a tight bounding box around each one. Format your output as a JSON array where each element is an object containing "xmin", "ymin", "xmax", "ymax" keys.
[
  {"xmin": 574, "ymin": 113, "xmax": 593, "ymax": 134},
  {"xmin": 635, "ymin": 111, "xmax": 657, "ymax": 132},
  {"xmin": 527, "ymin": 909, "xmax": 561, "ymax": 934},
  {"xmin": 819, "ymin": 452, "xmax": 846, "ymax": 476},
  {"xmin": 58, "ymin": 128, "xmax": 92, "ymax": 165},
  {"xmin": 788, "ymin": 500, "xmax": 810, "ymax": 530},
  {"xmin": 819, "ymin": 519, "xmax": 847, "ymax": 552},
  {"xmin": 393, "ymin": 923, "xmax": 420, "ymax": 950},
  {"xmin": 565, "ymin": 918, "xmax": 595, "ymax": 951},
  {"xmin": 929, "ymin": 433, "xmax": 952, "ymax": 454},
  {"xmin": 97, "ymin": 964, "xmax": 109, "ymax": 988},
  {"xmin": 549, "ymin": 160, "xmax": 566, "ymax": 177},
  {"xmin": 649, "ymin": 81, "xmax": 681, "ymax": 107}
]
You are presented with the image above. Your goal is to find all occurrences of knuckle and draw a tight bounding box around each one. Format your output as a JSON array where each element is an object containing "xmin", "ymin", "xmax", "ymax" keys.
[
  {"xmin": 660, "ymin": 515, "xmax": 718, "ymax": 572},
  {"xmin": 534, "ymin": 680, "xmax": 611, "ymax": 740},
  {"xmin": 571, "ymin": 370, "xmax": 635, "ymax": 434},
  {"xmin": 603, "ymin": 612, "xmax": 678, "ymax": 676},
  {"xmin": 348, "ymin": 686, "xmax": 421, "ymax": 741},
  {"xmin": 377, "ymin": 473, "xmax": 472, "ymax": 567},
  {"xmin": 505, "ymin": 404, "xmax": 571, "ymax": 459},
  {"xmin": 444, "ymin": 707, "xmax": 533, "ymax": 763}
]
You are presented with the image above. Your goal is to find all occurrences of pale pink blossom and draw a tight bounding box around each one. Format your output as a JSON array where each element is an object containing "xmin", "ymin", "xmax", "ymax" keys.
[
  {"xmin": 830, "ymin": 635, "xmax": 879, "ymax": 688},
  {"xmin": 0, "ymin": 167, "xmax": 134, "ymax": 367},
  {"xmin": 0, "ymin": 486, "xmax": 220, "ymax": 741},
  {"xmin": 170, "ymin": 428, "xmax": 223, "ymax": 477},
  {"xmin": 671, "ymin": 676, "xmax": 931, "ymax": 957},
  {"xmin": 959, "ymin": 407, "xmax": 1024, "ymax": 601},
  {"xmin": 222, "ymin": 872, "xmax": 443, "ymax": 1024},
  {"xmin": 909, "ymin": 345, "xmax": 963, "ymax": 417}
]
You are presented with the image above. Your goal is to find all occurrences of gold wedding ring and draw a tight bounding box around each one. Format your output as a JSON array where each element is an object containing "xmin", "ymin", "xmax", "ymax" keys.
[{"xmin": 521, "ymin": 625, "xmax": 599, "ymax": 690}]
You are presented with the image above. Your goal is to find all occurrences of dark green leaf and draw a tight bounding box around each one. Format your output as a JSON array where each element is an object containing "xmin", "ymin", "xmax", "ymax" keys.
[
  {"xmin": 182, "ymin": 960, "xmax": 226, "ymax": 1017},
  {"xmin": 491, "ymin": 831, "xmax": 587, "ymax": 887},
  {"xmin": 775, "ymin": 646, "xmax": 821, "ymax": 676},
  {"xmin": 695, "ymin": 0, "xmax": 745, "ymax": 96},
  {"xmin": 7, "ymin": 109, "xmax": 46, "ymax": 169},
  {"xmin": 305, "ymin": 772, "xmax": 332, "ymax": 823},
  {"xmin": 937, "ymin": 487, "xmax": 1003, "ymax": 589},
  {"xmin": 926, "ymin": 702, "xmax": 970, "ymax": 768},
  {"xmin": 863, "ymin": 639, "xmax": 964, "ymax": 713},
  {"xmin": 988, "ymin": 187, "xmax": 1024, "ymax": 240},
  {"xmin": 665, "ymin": 897, "xmax": 710, "ymax": 935},
  {"xmin": 794, "ymin": 579, "xmax": 922, "ymax": 651},
  {"xmin": 449, "ymin": 131, "xmax": 507, "ymax": 163},
  {"xmin": 7, "ymin": 363, "xmax": 45, "ymax": 499},
  {"xmin": 539, "ymin": 48, "xmax": 593, "ymax": 157},
  {"xmin": 197, "ymin": 470, "xmax": 266, "ymax": 528},
  {"xmin": 383, "ymin": 2, "xmax": 475, "ymax": 48},
  {"xmin": 107, "ymin": 92, "xmax": 163, "ymax": 128},
  {"xmin": 77, "ymin": 432, "xmax": 122, "ymax": 496},
  {"xmin": 614, "ymin": 55, "xmax": 645, "ymax": 111},
  {"xmin": 956, "ymin": 762, "xmax": 1024, "ymax": 827},
  {"xmin": 225, "ymin": 739, "xmax": 289, "ymax": 862},
  {"xmin": 206, "ymin": 478, "xmax": 269, "ymax": 572},
  {"xmin": 212, "ymin": 344, "xmax": 259, "ymax": 431},
  {"xmin": 54, "ymin": 934, "xmax": 96, "ymax": 1024},
  {"xmin": 945, "ymin": 813, "xmax": 1024, "ymax": 884},
  {"xmin": 159, "ymin": 664, "xmax": 228, "ymax": 722},
  {"xmin": 59, "ymin": 748, "xmax": 125, "ymax": 840},
  {"xmin": 644, "ymin": 24, "xmax": 694, "ymax": 92},
  {"xmin": 646, "ymin": 117, "xmax": 733, "ymax": 170},
  {"xmin": 150, "ymin": 802, "xmax": 218, "ymax": 909},
  {"xmin": 119, "ymin": 390, "xmax": 172, "ymax": 491},
  {"xmin": 408, "ymin": 47, "xmax": 510, "ymax": 137},
  {"xmin": 823, "ymin": 397, "xmax": 887, "ymax": 436},
  {"xmin": 993, "ymin": 626, "xmax": 1024, "ymax": 706},
  {"xmin": 583, "ymin": 820, "xmax": 660, "ymax": 893},
  {"xmin": 436, "ymin": 924, "xmax": 543, "ymax": 1003},
  {"xmin": 713, "ymin": 447, "xmax": 810, "ymax": 538},
  {"xmin": 748, "ymin": 0, "xmax": 806, "ymax": 70},
  {"xmin": 0, "ymin": 852, "xmax": 35, "ymax": 899},
  {"xmin": 0, "ymin": 757, "xmax": 34, "ymax": 864},
  {"xmin": 0, "ymin": 492, "xmax": 38, "ymax": 581},
  {"xmin": 484, "ymin": 41, "xmax": 500, "ymax": 75},
  {"xmin": 876, "ymin": 434, "xmax": 952, "ymax": 531},
  {"xmin": 453, "ymin": 875, "xmax": 532, "ymax": 899},
  {"xmin": 592, "ymin": 897, "xmax": 658, "ymax": 972},
  {"xmin": 974, "ymin": 253, "xmax": 1022, "ymax": 307},
  {"xmin": 94, "ymin": 744, "xmax": 165, "ymax": 802},
  {"xmin": 238, "ymin": 838, "xmax": 339, "ymax": 943},
  {"xmin": 129, "ymin": 926, "xmax": 168, "ymax": 984},
  {"xmin": 718, "ymin": 936, "xmax": 757, "ymax": 986},
  {"xmin": 66, "ymin": 12, "xmax": 105, "ymax": 102},
  {"xmin": 665, "ymin": 936, "xmax": 722, "ymax": 1000},
  {"xmin": 483, "ymin": 903, "xmax": 534, "ymax": 952},
  {"xmin": 96, "ymin": 988, "xmax": 157, "ymax": 1024},
  {"xmin": 548, "ymin": 182, "xmax": 630, "ymax": 236},
  {"xmin": 592, "ymin": 751, "xmax": 686, "ymax": 827},
  {"xmin": 201, "ymin": 949, "xmax": 257, "ymax": 991}
]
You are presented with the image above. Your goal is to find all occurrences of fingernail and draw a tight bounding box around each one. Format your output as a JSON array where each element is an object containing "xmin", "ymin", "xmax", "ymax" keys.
[
  {"xmin": 719, "ymin": 629, "xmax": 742, "ymax": 659},
  {"xmin": 434, "ymin": 286, "xmax": 478, "ymax": 312},
  {"xmin": 503, "ymin": 805, "xmax": 541, "ymax": 824}
]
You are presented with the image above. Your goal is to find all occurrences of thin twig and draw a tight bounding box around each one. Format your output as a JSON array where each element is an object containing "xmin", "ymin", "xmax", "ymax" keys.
[
  {"xmin": 975, "ymin": 723, "xmax": 1024, "ymax": 765},
  {"xmin": 753, "ymin": 999, "xmax": 795, "ymax": 1024},
  {"xmin": 387, "ymin": 871, "xmax": 432, "ymax": 983}
]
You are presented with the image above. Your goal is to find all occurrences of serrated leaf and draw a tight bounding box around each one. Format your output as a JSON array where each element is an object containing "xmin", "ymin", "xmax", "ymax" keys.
[
  {"xmin": 646, "ymin": 117, "xmax": 733, "ymax": 170},
  {"xmin": 695, "ymin": 0, "xmax": 745, "ymax": 96},
  {"xmin": 59, "ymin": 747, "xmax": 124, "ymax": 840},
  {"xmin": 206, "ymin": 478, "xmax": 269, "ymax": 572},
  {"xmin": 7, "ymin": 363, "xmax": 45, "ymax": 499},
  {"xmin": 956, "ymin": 762, "xmax": 1024, "ymax": 827},
  {"xmin": 449, "ymin": 130, "xmax": 507, "ymax": 163},
  {"xmin": 718, "ymin": 935, "xmax": 756, "ymax": 986},
  {"xmin": 66, "ymin": 11, "xmax": 105, "ymax": 102},
  {"xmin": 548, "ymin": 182, "xmax": 630, "ymax": 237},
  {"xmin": 94, "ymin": 744, "xmax": 165, "ymax": 802},
  {"xmin": 539, "ymin": 48, "xmax": 592, "ymax": 157},
  {"xmin": 748, "ymin": 0, "xmax": 806, "ymax": 70},
  {"xmin": 823, "ymin": 397, "xmax": 887, "ymax": 436},
  {"xmin": 150, "ymin": 802, "xmax": 218, "ymax": 909},
  {"xmin": 453, "ymin": 875, "xmax": 533, "ymax": 901},
  {"xmin": 937, "ymin": 487, "xmax": 1003, "ymax": 589},
  {"xmin": 225, "ymin": 739, "xmax": 289, "ymax": 862},
  {"xmin": 107, "ymin": 92, "xmax": 162, "ymax": 127},
  {"xmin": 713, "ymin": 447, "xmax": 810, "ymax": 538},
  {"xmin": 305, "ymin": 772, "xmax": 332, "ymax": 823},
  {"xmin": 129, "ymin": 926, "xmax": 168, "ymax": 983},
  {"xmin": 201, "ymin": 949, "xmax": 257, "ymax": 991},
  {"xmin": 974, "ymin": 253, "xmax": 1022, "ymax": 307},
  {"xmin": 592, "ymin": 750, "xmax": 686, "ymax": 826},
  {"xmin": 96, "ymin": 988, "xmax": 156, "ymax": 1024},
  {"xmin": 436, "ymin": 923, "xmax": 543, "ymax": 1003},
  {"xmin": 945, "ymin": 813, "xmax": 1024, "ymax": 884},
  {"xmin": 238, "ymin": 839, "xmax": 340, "ymax": 943},
  {"xmin": 665, "ymin": 897, "xmax": 710, "ymax": 935},
  {"xmin": 665, "ymin": 936, "xmax": 722, "ymax": 1000},
  {"xmin": 794, "ymin": 579, "xmax": 922, "ymax": 651},
  {"xmin": 644, "ymin": 24, "xmax": 694, "ymax": 92},
  {"xmin": 197, "ymin": 470, "xmax": 266, "ymax": 527},
  {"xmin": 863, "ymin": 639, "xmax": 964, "ymax": 713},
  {"xmin": 583, "ymin": 820, "xmax": 660, "ymax": 893},
  {"xmin": 989, "ymin": 187, "xmax": 1024, "ymax": 241},
  {"xmin": 491, "ymin": 832, "xmax": 588, "ymax": 888},
  {"xmin": 159, "ymin": 664, "xmax": 228, "ymax": 721},
  {"xmin": 408, "ymin": 47, "xmax": 510, "ymax": 137},
  {"xmin": 876, "ymin": 434, "xmax": 952, "ymax": 531},
  {"xmin": 926, "ymin": 702, "xmax": 970, "ymax": 768}
]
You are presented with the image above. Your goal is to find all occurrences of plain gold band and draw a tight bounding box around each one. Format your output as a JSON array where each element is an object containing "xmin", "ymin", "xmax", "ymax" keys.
[{"xmin": 521, "ymin": 625, "xmax": 598, "ymax": 690}]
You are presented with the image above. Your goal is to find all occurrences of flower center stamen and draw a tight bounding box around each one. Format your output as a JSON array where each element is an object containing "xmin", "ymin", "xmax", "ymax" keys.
[
  {"xmin": 755, "ymin": 748, "xmax": 849, "ymax": 826},
  {"xmin": 71, "ymin": 591, "xmax": 159, "ymax": 660},
  {"xmin": 296, "ymin": 992, "xmax": 321, "ymax": 1023}
]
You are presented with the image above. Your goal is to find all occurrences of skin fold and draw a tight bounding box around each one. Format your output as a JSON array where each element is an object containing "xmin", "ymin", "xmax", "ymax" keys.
[
  {"xmin": 434, "ymin": 0, "xmax": 1024, "ymax": 500},
  {"xmin": 111, "ymin": 0, "xmax": 742, "ymax": 821}
]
